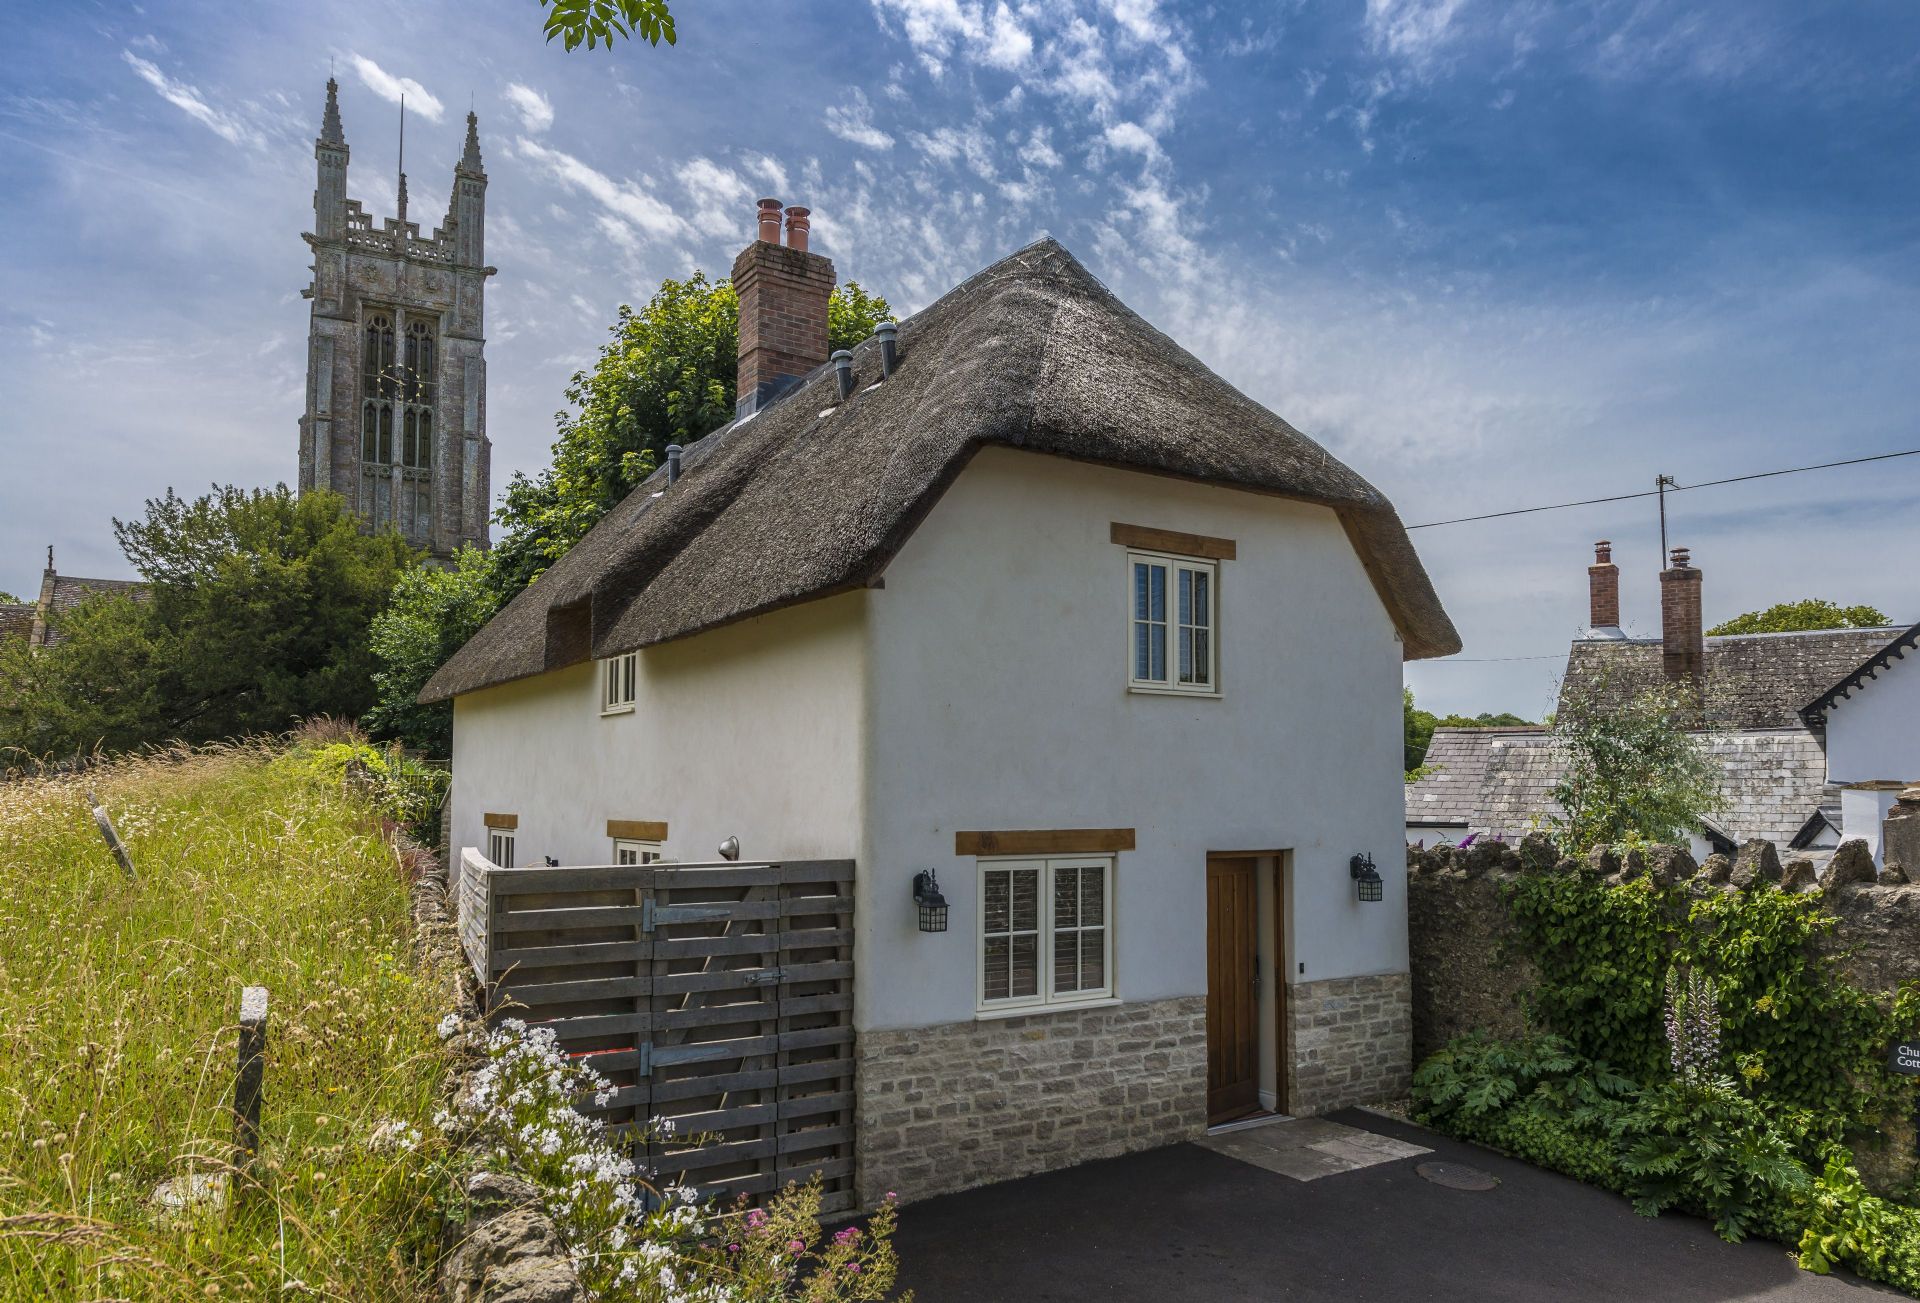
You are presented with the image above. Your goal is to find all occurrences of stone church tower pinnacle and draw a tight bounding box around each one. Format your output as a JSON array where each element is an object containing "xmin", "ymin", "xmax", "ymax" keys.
[{"xmin": 298, "ymin": 78, "xmax": 492, "ymax": 562}]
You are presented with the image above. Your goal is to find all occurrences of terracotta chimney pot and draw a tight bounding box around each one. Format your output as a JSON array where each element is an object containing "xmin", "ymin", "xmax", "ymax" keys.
[{"xmin": 756, "ymin": 198, "xmax": 783, "ymax": 244}]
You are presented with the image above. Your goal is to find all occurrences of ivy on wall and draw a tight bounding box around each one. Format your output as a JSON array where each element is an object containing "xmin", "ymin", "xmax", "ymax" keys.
[{"xmin": 1502, "ymin": 870, "xmax": 1920, "ymax": 1150}]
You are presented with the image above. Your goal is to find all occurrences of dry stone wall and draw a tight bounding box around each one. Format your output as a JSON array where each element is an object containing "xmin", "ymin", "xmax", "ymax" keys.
[{"xmin": 1406, "ymin": 833, "xmax": 1920, "ymax": 1193}]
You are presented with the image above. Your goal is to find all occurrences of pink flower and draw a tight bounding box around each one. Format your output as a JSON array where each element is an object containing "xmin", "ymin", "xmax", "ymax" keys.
[
  {"xmin": 745, "ymin": 1209, "xmax": 769, "ymax": 1229},
  {"xmin": 847, "ymin": 1263, "xmax": 862, "ymax": 1274},
  {"xmin": 834, "ymin": 1226, "xmax": 861, "ymax": 1246},
  {"xmin": 788, "ymin": 1239, "xmax": 805, "ymax": 1253},
  {"xmin": 885, "ymin": 1190, "xmax": 898, "ymax": 1201},
  {"xmin": 728, "ymin": 1244, "xmax": 741, "ymax": 1254}
]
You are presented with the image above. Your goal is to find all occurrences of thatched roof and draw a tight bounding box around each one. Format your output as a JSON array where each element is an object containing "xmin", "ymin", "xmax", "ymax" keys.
[{"xmin": 422, "ymin": 238, "xmax": 1459, "ymax": 704}]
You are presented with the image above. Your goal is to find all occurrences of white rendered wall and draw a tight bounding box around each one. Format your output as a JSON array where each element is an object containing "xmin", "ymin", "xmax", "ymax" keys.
[
  {"xmin": 1825, "ymin": 652, "xmax": 1920, "ymax": 786},
  {"xmin": 1840, "ymin": 788, "xmax": 1899, "ymax": 866},
  {"xmin": 449, "ymin": 592, "xmax": 868, "ymax": 870},
  {"xmin": 858, "ymin": 447, "xmax": 1409, "ymax": 1032}
]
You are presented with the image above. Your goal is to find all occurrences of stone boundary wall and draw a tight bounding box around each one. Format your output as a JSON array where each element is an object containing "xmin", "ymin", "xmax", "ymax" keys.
[
  {"xmin": 1406, "ymin": 832, "xmax": 1920, "ymax": 1192},
  {"xmin": 409, "ymin": 848, "xmax": 587, "ymax": 1303},
  {"xmin": 1287, "ymin": 972, "xmax": 1413, "ymax": 1115},
  {"xmin": 855, "ymin": 996, "xmax": 1208, "ymax": 1207}
]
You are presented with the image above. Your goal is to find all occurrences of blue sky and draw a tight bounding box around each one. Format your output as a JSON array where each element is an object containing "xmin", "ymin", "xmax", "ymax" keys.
[{"xmin": 2, "ymin": 0, "xmax": 1917, "ymax": 716}]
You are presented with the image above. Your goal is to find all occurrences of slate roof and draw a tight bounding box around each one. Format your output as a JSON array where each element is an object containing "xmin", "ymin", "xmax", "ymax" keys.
[
  {"xmin": 1405, "ymin": 726, "xmax": 1835, "ymax": 849},
  {"xmin": 422, "ymin": 238, "xmax": 1460, "ymax": 704},
  {"xmin": 1558, "ymin": 627, "xmax": 1907, "ymax": 731},
  {"xmin": 37, "ymin": 574, "xmax": 147, "ymax": 646}
]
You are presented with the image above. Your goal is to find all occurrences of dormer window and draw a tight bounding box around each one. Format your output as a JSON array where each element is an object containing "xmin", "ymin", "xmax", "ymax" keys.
[{"xmin": 601, "ymin": 652, "xmax": 637, "ymax": 714}]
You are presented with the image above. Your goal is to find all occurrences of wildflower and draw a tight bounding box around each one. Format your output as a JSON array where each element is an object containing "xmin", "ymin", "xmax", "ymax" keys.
[
  {"xmin": 834, "ymin": 1226, "xmax": 860, "ymax": 1246},
  {"xmin": 789, "ymin": 1239, "xmax": 806, "ymax": 1253}
]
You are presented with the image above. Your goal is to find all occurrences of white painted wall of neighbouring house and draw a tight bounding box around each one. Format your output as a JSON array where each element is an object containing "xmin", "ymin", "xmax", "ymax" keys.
[
  {"xmin": 1823, "ymin": 648, "xmax": 1920, "ymax": 864},
  {"xmin": 858, "ymin": 447, "xmax": 1408, "ymax": 1032},
  {"xmin": 448, "ymin": 591, "xmax": 869, "ymax": 870}
]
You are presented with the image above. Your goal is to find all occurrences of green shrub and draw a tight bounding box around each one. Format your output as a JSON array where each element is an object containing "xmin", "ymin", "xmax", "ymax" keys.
[
  {"xmin": 1797, "ymin": 1150, "xmax": 1920, "ymax": 1291},
  {"xmin": 1616, "ymin": 1075, "xmax": 1807, "ymax": 1241},
  {"xmin": 277, "ymin": 733, "xmax": 449, "ymax": 846}
]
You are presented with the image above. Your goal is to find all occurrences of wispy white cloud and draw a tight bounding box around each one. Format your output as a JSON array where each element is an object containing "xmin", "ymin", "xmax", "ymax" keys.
[
  {"xmin": 502, "ymin": 82, "xmax": 553, "ymax": 133},
  {"xmin": 514, "ymin": 137, "xmax": 688, "ymax": 242},
  {"xmin": 741, "ymin": 152, "xmax": 789, "ymax": 196},
  {"xmin": 676, "ymin": 156, "xmax": 753, "ymax": 238},
  {"xmin": 824, "ymin": 89, "xmax": 895, "ymax": 150},
  {"xmin": 1364, "ymin": 0, "xmax": 1468, "ymax": 69},
  {"xmin": 120, "ymin": 51, "xmax": 262, "ymax": 148},
  {"xmin": 347, "ymin": 53, "xmax": 444, "ymax": 122}
]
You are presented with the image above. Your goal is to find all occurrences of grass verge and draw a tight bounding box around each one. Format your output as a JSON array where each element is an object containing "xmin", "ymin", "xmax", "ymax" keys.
[{"xmin": 0, "ymin": 734, "xmax": 459, "ymax": 1299}]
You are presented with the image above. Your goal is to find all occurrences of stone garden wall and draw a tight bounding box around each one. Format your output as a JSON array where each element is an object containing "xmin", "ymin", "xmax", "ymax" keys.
[{"xmin": 1406, "ymin": 833, "xmax": 1920, "ymax": 1193}]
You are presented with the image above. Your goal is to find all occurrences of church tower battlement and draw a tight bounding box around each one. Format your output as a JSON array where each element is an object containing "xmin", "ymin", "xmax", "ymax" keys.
[{"xmin": 299, "ymin": 78, "xmax": 492, "ymax": 561}]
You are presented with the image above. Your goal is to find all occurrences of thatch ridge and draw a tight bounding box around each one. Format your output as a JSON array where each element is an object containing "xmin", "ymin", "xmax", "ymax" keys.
[{"xmin": 422, "ymin": 238, "xmax": 1458, "ymax": 704}]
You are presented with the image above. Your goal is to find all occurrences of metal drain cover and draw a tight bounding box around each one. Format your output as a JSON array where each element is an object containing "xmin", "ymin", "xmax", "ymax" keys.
[{"xmin": 1416, "ymin": 1161, "xmax": 1499, "ymax": 1191}]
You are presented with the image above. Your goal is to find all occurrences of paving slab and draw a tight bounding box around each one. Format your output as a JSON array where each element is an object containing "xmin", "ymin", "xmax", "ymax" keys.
[
  {"xmin": 891, "ymin": 1109, "xmax": 1896, "ymax": 1302},
  {"xmin": 1197, "ymin": 1114, "xmax": 1432, "ymax": 1180}
]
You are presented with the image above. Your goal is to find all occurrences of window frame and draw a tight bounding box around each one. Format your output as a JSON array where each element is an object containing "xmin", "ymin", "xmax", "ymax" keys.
[
  {"xmin": 612, "ymin": 838, "xmax": 662, "ymax": 866},
  {"xmin": 975, "ymin": 854, "xmax": 1115, "ymax": 1015},
  {"xmin": 487, "ymin": 828, "xmax": 516, "ymax": 868},
  {"xmin": 600, "ymin": 652, "xmax": 637, "ymax": 715},
  {"xmin": 1126, "ymin": 549, "xmax": 1219, "ymax": 696}
]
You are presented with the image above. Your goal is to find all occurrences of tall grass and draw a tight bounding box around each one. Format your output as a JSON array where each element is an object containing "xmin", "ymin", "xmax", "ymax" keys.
[{"xmin": 0, "ymin": 737, "xmax": 459, "ymax": 1299}]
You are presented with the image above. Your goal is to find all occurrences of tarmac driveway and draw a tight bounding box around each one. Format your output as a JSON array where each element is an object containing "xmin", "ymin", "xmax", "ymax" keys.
[{"xmin": 890, "ymin": 1110, "xmax": 1893, "ymax": 1301}]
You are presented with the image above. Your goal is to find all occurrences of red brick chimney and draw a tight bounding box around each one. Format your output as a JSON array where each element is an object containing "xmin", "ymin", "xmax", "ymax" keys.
[
  {"xmin": 733, "ymin": 197, "xmax": 835, "ymax": 418},
  {"xmin": 1660, "ymin": 546, "xmax": 1703, "ymax": 688},
  {"xmin": 1588, "ymin": 540, "xmax": 1620, "ymax": 630}
]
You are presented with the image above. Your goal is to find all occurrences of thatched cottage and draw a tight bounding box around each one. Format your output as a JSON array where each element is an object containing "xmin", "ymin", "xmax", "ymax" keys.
[{"xmin": 424, "ymin": 205, "xmax": 1458, "ymax": 1204}]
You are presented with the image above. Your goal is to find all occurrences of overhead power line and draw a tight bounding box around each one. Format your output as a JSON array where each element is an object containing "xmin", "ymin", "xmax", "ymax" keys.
[{"xmin": 1405, "ymin": 448, "xmax": 1920, "ymax": 531}]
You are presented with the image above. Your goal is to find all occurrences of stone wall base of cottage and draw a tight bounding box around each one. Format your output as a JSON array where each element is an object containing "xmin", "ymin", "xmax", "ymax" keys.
[
  {"xmin": 854, "ymin": 996, "xmax": 1208, "ymax": 1208},
  {"xmin": 1284, "ymin": 970, "xmax": 1414, "ymax": 1116}
]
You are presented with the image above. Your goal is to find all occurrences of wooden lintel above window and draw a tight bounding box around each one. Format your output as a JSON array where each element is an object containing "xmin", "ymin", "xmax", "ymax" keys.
[
  {"xmin": 483, "ymin": 812, "xmax": 518, "ymax": 830},
  {"xmin": 607, "ymin": 819, "xmax": 669, "ymax": 842},
  {"xmin": 957, "ymin": 828, "xmax": 1136, "ymax": 856},
  {"xmin": 1110, "ymin": 522, "xmax": 1236, "ymax": 561}
]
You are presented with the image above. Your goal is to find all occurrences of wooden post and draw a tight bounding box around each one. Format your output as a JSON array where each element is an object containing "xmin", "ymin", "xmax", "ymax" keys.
[
  {"xmin": 233, "ymin": 986, "xmax": 268, "ymax": 1187},
  {"xmin": 86, "ymin": 790, "xmax": 137, "ymax": 879}
]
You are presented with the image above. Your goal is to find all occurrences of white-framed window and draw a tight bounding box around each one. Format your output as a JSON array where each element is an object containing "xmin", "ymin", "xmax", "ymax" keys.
[
  {"xmin": 977, "ymin": 856, "xmax": 1113, "ymax": 1012},
  {"xmin": 613, "ymin": 838, "xmax": 662, "ymax": 866},
  {"xmin": 487, "ymin": 828, "xmax": 516, "ymax": 868},
  {"xmin": 601, "ymin": 653, "xmax": 637, "ymax": 714},
  {"xmin": 1128, "ymin": 551, "xmax": 1217, "ymax": 693}
]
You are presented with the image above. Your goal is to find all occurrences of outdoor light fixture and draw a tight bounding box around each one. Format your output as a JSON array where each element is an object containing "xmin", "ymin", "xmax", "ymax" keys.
[
  {"xmin": 1350, "ymin": 853, "xmax": 1384, "ymax": 903},
  {"xmin": 911, "ymin": 870, "xmax": 949, "ymax": 933},
  {"xmin": 717, "ymin": 836, "xmax": 740, "ymax": 862}
]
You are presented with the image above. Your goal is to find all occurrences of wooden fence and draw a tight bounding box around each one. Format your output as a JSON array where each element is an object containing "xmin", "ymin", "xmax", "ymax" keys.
[{"xmin": 456, "ymin": 850, "xmax": 857, "ymax": 1213}]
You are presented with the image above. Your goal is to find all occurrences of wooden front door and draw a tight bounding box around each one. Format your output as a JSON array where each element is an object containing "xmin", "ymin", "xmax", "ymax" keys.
[{"xmin": 1206, "ymin": 855, "xmax": 1260, "ymax": 1124}]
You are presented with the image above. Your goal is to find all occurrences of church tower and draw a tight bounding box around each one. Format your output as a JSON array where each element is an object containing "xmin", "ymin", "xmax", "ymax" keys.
[{"xmin": 298, "ymin": 78, "xmax": 492, "ymax": 561}]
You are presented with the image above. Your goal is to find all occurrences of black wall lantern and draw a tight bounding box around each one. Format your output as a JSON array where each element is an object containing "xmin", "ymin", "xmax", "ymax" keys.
[
  {"xmin": 1350, "ymin": 853, "xmax": 1384, "ymax": 903},
  {"xmin": 912, "ymin": 869, "xmax": 949, "ymax": 933}
]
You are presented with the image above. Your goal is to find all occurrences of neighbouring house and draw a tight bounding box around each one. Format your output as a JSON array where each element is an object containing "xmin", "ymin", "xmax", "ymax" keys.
[
  {"xmin": 423, "ymin": 205, "xmax": 1460, "ymax": 1207},
  {"xmin": 0, "ymin": 549, "xmax": 147, "ymax": 651},
  {"xmin": 1406, "ymin": 541, "xmax": 1906, "ymax": 865},
  {"xmin": 1801, "ymin": 619, "xmax": 1920, "ymax": 865}
]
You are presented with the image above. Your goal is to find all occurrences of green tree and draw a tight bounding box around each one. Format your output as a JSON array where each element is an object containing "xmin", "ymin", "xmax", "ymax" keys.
[
  {"xmin": 0, "ymin": 591, "xmax": 20, "ymax": 605},
  {"xmin": 0, "ymin": 486, "xmax": 414, "ymax": 759},
  {"xmin": 491, "ymin": 274, "xmax": 893, "ymax": 594},
  {"xmin": 1548, "ymin": 673, "xmax": 1721, "ymax": 853},
  {"xmin": 364, "ymin": 547, "xmax": 501, "ymax": 756},
  {"xmin": 540, "ymin": 0, "xmax": 676, "ymax": 51},
  {"xmin": 1707, "ymin": 599, "xmax": 1891, "ymax": 637},
  {"xmin": 1404, "ymin": 687, "xmax": 1534, "ymax": 774}
]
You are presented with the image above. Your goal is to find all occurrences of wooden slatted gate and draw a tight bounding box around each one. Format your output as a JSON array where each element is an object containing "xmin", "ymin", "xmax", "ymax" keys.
[{"xmin": 456, "ymin": 851, "xmax": 857, "ymax": 1213}]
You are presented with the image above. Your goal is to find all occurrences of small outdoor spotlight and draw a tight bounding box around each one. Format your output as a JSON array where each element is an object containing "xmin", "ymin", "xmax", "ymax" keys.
[
  {"xmin": 717, "ymin": 836, "xmax": 740, "ymax": 862},
  {"xmin": 1350, "ymin": 853, "xmax": 1384, "ymax": 903},
  {"xmin": 911, "ymin": 869, "xmax": 949, "ymax": 933}
]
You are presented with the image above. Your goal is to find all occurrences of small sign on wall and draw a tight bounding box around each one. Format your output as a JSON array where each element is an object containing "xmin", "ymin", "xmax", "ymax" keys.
[{"xmin": 1891, "ymin": 1041, "xmax": 1920, "ymax": 1075}]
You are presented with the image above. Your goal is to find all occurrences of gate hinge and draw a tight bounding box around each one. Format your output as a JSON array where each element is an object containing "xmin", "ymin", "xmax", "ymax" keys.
[
  {"xmin": 641, "ymin": 898, "xmax": 657, "ymax": 934},
  {"xmin": 745, "ymin": 968, "xmax": 784, "ymax": 986},
  {"xmin": 636, "ymin": 1041, "xmax": 652, "ymax": 1078}
]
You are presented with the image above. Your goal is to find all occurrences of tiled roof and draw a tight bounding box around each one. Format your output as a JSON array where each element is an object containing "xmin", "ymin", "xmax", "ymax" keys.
[
  {"xmin": 1558, "ymin": 627, "xmax": 1906, "ymax": 731},
  {"xmin": 0, "ymin": 604, "xmax": 33, "ymax": 643},
  {"xmin": 38, "ymin": 574, "xmax": 146, "ymax": 646},
  {"xmin": 1405, "ymin": 726, "xmax": 1833, "ymax": 848}
]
